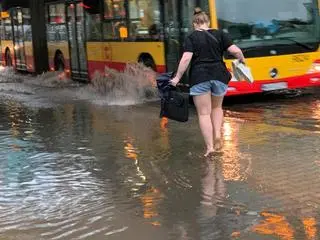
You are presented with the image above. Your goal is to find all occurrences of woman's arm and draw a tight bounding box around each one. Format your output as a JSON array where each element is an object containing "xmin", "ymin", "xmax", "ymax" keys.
[
  {"xmin": 170, "ymin": 52, "xmax": 193, "ymax": 86},
  {"xmin": 227, "ymin": 45, "xmax": 245, "ymax": 63},
  {"xmin": 175, "ymin": 52, "xmax": 193, "ymax": 79}
]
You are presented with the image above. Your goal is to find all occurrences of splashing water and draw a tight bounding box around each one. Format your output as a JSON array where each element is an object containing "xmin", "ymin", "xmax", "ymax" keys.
[
  {"xmin": 0, "ymin": 63, "xmax": 160, "ymax": 106},
  {"xmin": 85, "ymin": 63, "xmax": 159, "ymax": 105},
  {"xmin": 30, "ymin": 71, "xmax": 80, "ymax": 88},
  {"xmin": 0, "ymin": 67, "xmax": 75, "ymax": 88},
  {"xmin": 0, "ymin": 67, "xmax": 23, "ymax": 83}
]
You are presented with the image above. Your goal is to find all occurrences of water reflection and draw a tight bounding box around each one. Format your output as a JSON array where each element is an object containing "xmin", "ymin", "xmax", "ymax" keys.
[
  {"xmin": 252, "ymin": 212, "xmax": 295, "ymax": 240},
  {"xmin": 221, "ymin": 119, "xmax": 252, "ymax": 181},
  {"xmin": 252, "ymin": 212, "xmax": 320, "ymax": 240},
  {"xmin": 303, "ymin": 217, "xmax": 317, "ymax": 240},
  {"xmin": 200, "ymin": 158, "xmax": 226, "ymax": 208},
  {"xmin": 198, "ymin": 157, "xmax": 226, "ymax": 239},
  {"xmin": 140, "ymin": 187, "xmax": 162, "ymax": 227}
]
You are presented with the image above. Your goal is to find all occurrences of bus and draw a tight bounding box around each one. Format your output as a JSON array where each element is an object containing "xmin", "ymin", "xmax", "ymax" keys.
[{"xmin": 1, "ymin": 0, "xmax": 320, "ymax": 95}]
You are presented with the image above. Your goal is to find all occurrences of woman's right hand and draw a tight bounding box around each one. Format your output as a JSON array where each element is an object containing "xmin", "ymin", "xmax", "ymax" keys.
[
  {"xmin": 170, "ymin": 76, "xmax": 180, "ymax": 87},
  {"xmin": 227, "ymin": 45, "xmax": 246, "ymax": 64},
  {"xmin": 239, "ymin": 58, "xmax": 246, "ymax": 65}
]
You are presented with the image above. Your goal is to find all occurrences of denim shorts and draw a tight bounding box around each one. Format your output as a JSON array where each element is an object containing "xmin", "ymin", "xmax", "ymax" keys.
[{"xmin": 190, "ymin": 80, "xmax": 228, "ymax": 96}]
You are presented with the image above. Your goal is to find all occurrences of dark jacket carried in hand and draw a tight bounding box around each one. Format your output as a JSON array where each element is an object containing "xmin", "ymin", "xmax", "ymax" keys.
[{"xmin": 156, "ymin": 72, "xmax": 174, "ymax": 98}]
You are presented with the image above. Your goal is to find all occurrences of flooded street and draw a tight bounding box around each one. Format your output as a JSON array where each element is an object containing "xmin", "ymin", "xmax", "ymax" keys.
[{"xmin": 0, "ymin": 68, "xmax": 319, "ymax": 239}]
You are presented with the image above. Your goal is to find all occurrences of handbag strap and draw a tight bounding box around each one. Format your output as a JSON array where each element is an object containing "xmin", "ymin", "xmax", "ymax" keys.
[{"xmin": 199, "ymin": 29, "xmax": 219, "ymax": 44}]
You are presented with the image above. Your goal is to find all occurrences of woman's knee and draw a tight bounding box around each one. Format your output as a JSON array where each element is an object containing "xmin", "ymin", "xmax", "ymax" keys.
[
  {"xmin": 193, "ymin": 94, "xmax": 212, "ymax": 115},
  {"xmin": 197, "ymin": 105, "xmax": 211, "ymax": 116},
  {"xmin": 196, "ymin": 101, "xmax": 212, "ymax": 115},
  {"xmin": 198, "ymin": 111, "xmax": 211, "ymax": 117},
  {"xmin": 211, "ymin": 96, "xmax": 224, "ymax": 109}
]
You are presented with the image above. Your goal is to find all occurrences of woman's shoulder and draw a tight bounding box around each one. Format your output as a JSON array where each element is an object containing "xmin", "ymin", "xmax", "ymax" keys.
[
  {"xmin": 187, "ymin": 30, "xmax": 198, "ymax": 37},
  {"xmin": 184, "ymin": 31, "xmax": 200, "ymax": 43},
  {"xmin": 187, "ymin": 29, "xmax": 225, "ymax": 39},
  {"xmin": 208, "ymin": 28, "xmax": 224, "ymax": 35},
  {"xmin": 208, "ymin": 29, "xmax": 232, "ymax": 42}
]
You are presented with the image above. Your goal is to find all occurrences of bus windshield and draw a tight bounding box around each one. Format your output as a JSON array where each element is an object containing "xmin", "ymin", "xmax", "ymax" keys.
[{"xmin": 216, "ymin": 0, "xmax": 319, "ymax": 47}]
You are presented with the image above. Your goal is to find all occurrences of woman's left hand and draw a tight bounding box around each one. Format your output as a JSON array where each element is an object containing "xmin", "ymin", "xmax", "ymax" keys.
[{"xmin": 170, "ymin": 76, "xmax": 180, "ymax": 87}]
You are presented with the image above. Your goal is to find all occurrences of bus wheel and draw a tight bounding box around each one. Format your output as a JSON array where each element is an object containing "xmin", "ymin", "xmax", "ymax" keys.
[
  {"xmin": 138, "ymin": 54, "xmax": 156, "ymax": 71},
  {"xmin": 54, "ymin": 52, "xmax": 65, "ymax": 72},
  {"xmin": 5, "ymin": 50, "xmax": 12, "ymax": 67}
]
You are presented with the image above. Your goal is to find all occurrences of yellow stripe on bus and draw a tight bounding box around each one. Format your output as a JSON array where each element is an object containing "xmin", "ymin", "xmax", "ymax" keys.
[{"xmin": 86, "ymin": 41, "xmax": 165, "ymax": 65}]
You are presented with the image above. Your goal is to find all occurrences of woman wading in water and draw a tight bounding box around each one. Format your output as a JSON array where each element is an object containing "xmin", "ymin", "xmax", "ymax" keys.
[{"xmin": 170, "ymin": 8, "xmax": 245, "ymax": 156}]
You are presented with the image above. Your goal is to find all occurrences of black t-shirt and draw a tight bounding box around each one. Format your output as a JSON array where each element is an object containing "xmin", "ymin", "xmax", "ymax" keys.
[{"xmin": 183, "ymin": 29, "xmax": 233, "ymax": 86}]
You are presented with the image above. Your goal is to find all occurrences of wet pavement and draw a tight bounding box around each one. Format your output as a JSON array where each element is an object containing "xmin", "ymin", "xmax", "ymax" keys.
[{"xmin": 0, "ymin": 67, "xmax": 319, "ymax": 239}]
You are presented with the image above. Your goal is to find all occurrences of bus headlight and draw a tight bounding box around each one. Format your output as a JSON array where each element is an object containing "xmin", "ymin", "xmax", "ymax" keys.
[{"xmin": 308, "ymin": 61, "xmax": 320, "ymax": 73}]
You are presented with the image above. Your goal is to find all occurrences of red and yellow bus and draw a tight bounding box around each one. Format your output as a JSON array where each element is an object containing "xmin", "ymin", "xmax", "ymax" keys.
[{"xmin": 1, "ymin": 0, "xmax": 320, "ymax": 95}]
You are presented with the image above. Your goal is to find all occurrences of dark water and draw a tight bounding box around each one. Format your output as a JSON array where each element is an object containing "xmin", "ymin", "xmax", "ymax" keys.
[{"xmin": 0, "ymin": 69, "xmax": 319, "ymax": 239}]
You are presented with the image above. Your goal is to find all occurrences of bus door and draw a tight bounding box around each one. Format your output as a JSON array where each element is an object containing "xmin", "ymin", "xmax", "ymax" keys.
[
  {"xmin": 66, "ymin": 2, "xmax": 88, "ymax": 81},
  {"xmin": 11, "ymin": 8, "xmax": 27, "ymax": 71},
  {"xmin": 163, "ymin": 0, "xmax": 196, "ymax": 73}
]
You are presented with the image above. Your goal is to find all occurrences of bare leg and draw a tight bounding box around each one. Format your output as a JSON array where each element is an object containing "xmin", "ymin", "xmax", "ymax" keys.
[
  {"xmin": 211, "ymin": 95, "xmax": 224, "ymax": 150},
  {"xmin": 193, "ymin": 93, "xmax": 214, "ymax": 156}
]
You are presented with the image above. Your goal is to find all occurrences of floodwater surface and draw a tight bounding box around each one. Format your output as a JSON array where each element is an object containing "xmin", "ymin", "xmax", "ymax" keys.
[{"xmin": 0, "ymin": 67, "xmax": 319, "ymax": 239}]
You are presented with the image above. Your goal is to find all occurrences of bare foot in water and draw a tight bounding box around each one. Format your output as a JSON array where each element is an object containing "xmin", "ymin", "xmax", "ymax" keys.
[
  {"xmin": 204, "ymin": 149, "xmax": 215, "ymax": 157},
  {"xmin": 214, "ymin": 139, "xmax": 222, "ymax": 152}
]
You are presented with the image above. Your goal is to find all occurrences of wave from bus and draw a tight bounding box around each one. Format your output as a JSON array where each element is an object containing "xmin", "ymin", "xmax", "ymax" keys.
[{"xmin": 84, "ymin": 63, "xmax": 158, "ymax": 106}]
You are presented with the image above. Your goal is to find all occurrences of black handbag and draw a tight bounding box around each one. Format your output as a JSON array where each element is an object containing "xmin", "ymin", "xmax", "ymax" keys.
[{"xmin": 160, "ymin": 88, "xmax": 189, "ymax": 122}]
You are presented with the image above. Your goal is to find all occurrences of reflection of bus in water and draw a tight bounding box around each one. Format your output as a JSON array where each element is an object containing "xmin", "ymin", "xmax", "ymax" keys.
[{"xmin": 0, "ymin": 0, "xmax": 320, "ymax": 95}]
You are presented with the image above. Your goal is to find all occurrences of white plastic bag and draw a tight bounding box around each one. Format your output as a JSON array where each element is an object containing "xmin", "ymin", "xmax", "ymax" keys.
[{"xmin": 232, "ymin": 60, "xmax": 254, "ymax": 83}]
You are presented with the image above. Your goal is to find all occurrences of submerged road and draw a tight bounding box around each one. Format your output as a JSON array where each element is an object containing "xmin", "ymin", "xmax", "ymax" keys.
[{"xmin": 0, "ymin": 68, "xmax": 319, "ymax": 239}]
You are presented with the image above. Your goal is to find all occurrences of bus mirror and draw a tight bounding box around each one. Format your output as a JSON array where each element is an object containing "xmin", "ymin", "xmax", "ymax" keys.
[{"xmin": 119, "ymin": 26, "xmax": 128, "ymax": 39}]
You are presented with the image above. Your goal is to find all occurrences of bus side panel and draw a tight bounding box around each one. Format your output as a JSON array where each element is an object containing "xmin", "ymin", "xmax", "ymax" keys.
[{"xmin": 86, "ymin": 41, "xmax": 166, "ymax": 79}]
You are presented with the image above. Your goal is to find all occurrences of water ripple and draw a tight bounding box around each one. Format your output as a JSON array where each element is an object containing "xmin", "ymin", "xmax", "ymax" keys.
[{"xmin": 0, "ymin": 149, "xmax": 120, "ymax": 239}]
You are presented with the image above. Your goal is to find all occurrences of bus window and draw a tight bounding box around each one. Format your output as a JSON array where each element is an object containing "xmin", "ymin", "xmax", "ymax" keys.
[
  {"xmin": 104, "ymin": 0, "xmax": 126, "ymax": 19},
  {"xmin": 216, "ymin": 0, "xmax": 317, "ymax": 44},
  {"xmin": 83, "ymin": 0, "xmax": 100, "ymax": 14},
  {"xmin": 2, "ymin": 13, "xmax": 12, "ymax": 40},
  {"xmin": 0, "ymin": 14, "xmax": 5, "ymax": 41},
  {"xmin": 103, "ymin": 20, "xmax": 127, "ymax": 40},
  {"xmin": 85, "ymin": 13, "xmax": 102, "ymax": 41},
  {"xmin": 22, "ymin": 8, "xmax": 32, "ymax": 41},
  {"xmin": 48, "ymin": 4, "xmax": 65, "ymax": 23},
  {"xmin": 46, "ymin": 4, "xmax": 67, "ymax": 42},
  {"xmin": 197, "ymin": 0, "xmax": 210, "ymax": 18},
  {"xmin": 103, "ymin": 0, "xmax": 128, "ymax": 40},
  {"xmin": 128, "ymin": 0, "xmax": 161, "ymax": 40}
]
